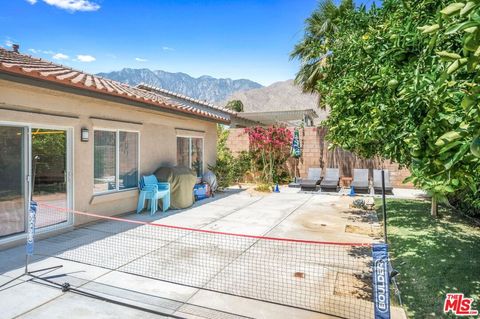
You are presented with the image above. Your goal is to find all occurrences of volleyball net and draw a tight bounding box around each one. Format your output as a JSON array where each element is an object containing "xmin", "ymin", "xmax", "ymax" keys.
[{"xmin": 25, "ymin": 202, "xmax": 390, "ymax": 319}]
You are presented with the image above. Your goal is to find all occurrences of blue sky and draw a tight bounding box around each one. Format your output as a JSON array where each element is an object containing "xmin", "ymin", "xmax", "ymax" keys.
[{"xmin": 1, "ymin": 0, "xmax": 377, "ymax": 85}]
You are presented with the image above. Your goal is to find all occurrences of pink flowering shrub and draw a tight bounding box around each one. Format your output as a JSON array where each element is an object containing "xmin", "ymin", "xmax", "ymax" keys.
[{"xmin": 244, "ymin": 126, "xmax": 293, "ymax": 184}]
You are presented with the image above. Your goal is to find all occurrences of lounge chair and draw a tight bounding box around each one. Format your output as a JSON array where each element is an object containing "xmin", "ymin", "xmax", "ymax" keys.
[
  {"xmin": 300, "ymin": 168, "xmax": 322, "ymax": 191},
  {"xmin": 351, "ymin": 169, "xmax": 370, "ymax": 194},
  {"xmin": 373, "ymin": 169, "xmax": 394, "ymax": 194},
  {"xmin": 320, "ymin": 168, "xmax": 340, "ymax": 192}
]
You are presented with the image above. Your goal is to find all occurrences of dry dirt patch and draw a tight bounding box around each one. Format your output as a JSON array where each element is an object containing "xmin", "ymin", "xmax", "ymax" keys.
[
  {"xmin": 334, "ymin": 272, "xmax": 372, "ymax": 301},
  {"xmin": 345, "ymin": 224, "xmax": 381, "ymax": 237}
]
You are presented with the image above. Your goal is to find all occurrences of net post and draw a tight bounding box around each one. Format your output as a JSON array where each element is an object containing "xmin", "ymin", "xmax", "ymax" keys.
[
  {"xmin": 372, "ymin": 243, "xmax": 391, "ymax": 319},
  {"xmin": 25, "ymin": 200, "xmax": 38, "ymax": 274},
  {"xmin": 381, "ymin": 169, "xmax": 387, "ymax": 243}
]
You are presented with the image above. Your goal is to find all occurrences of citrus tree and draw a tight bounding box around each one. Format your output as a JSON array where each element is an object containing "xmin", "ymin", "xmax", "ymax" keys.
[{"xmin": 293, "ymin": 0, "xmax": 480, "ymax": 217}]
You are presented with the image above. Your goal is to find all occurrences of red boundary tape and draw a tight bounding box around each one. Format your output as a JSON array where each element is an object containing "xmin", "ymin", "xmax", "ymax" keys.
[{"xmin": 38, "ymin": 202, "xmax": 372, "ymax": 247}]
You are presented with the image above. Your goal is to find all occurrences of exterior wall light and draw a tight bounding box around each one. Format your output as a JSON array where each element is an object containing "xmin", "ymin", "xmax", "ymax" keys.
[{"xmin": 81, "ymin": 128, "xmax": 89, "ymax": 142}]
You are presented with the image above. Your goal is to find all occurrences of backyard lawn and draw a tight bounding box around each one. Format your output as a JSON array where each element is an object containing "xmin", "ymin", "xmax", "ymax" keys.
[{"xmin": 376, "ymin": 199, "xmax": 480, "ymax": 318}]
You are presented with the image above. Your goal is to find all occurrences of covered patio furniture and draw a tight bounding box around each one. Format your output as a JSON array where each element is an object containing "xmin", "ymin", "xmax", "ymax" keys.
[
  {"xmin": 136, "ymin": 175, "xmax": 170, "ymax": 215},
  {"xmin": 299, "ymin": 168, "xmax": 322, "ymax": 191},
  {"xmin": 373, "ymin": 169, "xmax": 394, "ymax": 194},
  {"xmin": 351, "ymin": 169, "xmax": 370, "ymax": 194},
  {"xmin": 320, "ymin": 168, "xmax": 340, "ymax": 192},
  {"xmin": 154, "ymin": 166, "xmax": 197, "ymax": 209}
]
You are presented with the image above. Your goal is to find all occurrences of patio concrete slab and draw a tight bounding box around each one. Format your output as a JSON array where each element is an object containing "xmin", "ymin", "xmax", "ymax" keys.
[
  {"xmin": 179, "ymin": 289, "xmax": 333, "ymax": 319},
  {"xmin": 91, "ymin": 270, "xmax": 198, "ymax": 303},
  {"xmin": 2, "ymin": 257, "xmax": 111, "ymax": 284},
  {"xmin": 266, "ymin": 195, "xmax": 378, "ymax": 243},
  {"xmin": 17, "ymin": 292, "xmax": 166, "ymax": 319},
  {"xmin": 0, "ymin": 276, "xmax": 62, "ymax": 319},
  {"xmin": 0, "ymin": 190, "xmax": 407, "ymax": 319}
]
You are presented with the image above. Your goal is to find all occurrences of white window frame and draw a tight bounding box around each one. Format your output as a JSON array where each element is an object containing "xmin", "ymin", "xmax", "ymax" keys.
[
  {"xmin": 0, "ymin": 121, "xmax": 74, "ymax": 246},
  {"xmin": 93, "ymin": 128, "xmax": 140, "ymax": 194},
  {"xmin": 176, "ymin": 135, "xmax": 204, "ymax": 177}
]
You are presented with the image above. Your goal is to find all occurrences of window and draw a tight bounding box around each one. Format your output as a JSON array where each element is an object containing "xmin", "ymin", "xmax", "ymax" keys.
[
  {"xmin": 177, "ymin": 137, "xmax": 203, "ymax": 177},
  {"xmin": 94, "ymin": 130, "xmax": 138, "ymax": 193}
]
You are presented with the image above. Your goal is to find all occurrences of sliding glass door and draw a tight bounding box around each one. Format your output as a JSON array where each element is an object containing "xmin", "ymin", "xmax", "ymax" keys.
[
  {"xmin": 0, "ymin": 124, "xmax": 72, "ymax": 242},
  {"xmin": 31, "ymin": 128, "xmax": 69, "ymax": 229},
  {"xmin": 0, "ymin": 126, "xmax": 27, "ymax": 238}
]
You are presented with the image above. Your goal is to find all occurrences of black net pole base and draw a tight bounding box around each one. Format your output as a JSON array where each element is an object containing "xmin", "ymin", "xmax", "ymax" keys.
[
  {"xmin": 0, "ymin": 265, "xmax": 63, "ymax": 290},
  {"xmin": 28, "ymin": 264, "xmax": 64, "ymax": 275},
  {"xmin": 0, "ymin": 273, "xmax": 28, "ymax": 289}
]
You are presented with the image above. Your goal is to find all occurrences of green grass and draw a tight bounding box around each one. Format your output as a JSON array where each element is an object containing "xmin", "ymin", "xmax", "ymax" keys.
[{"xmin": 376, "ymin": 199, "xmax": 480, "ymax": 318}]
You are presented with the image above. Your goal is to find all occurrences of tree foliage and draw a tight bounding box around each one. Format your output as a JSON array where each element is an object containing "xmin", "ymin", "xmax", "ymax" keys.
[
  {"xmin": 291, "ymin": 0, "xmax": 355, "ymax": 95},
  {"xmin": 225, "ymin": 100, "xmax": 244, "ymax": 112},
  {"xmin": 293, "ymin": 0, "xmax": 480, "ymax": 215},
  {"xmin": 208, "ymin": 125, "xmax": 251, "ymax": 189}
]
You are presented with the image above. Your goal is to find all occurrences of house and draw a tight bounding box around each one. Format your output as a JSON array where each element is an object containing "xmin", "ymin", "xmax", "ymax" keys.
[{"xmin": 0, "ymin": 46, "xmax": 234, "ymax": 247}]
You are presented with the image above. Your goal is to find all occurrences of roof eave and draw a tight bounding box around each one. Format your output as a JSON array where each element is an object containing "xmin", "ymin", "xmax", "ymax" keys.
[{"xmin": 0, "ymin": 69, "xmax": 230, "ymax": 125}]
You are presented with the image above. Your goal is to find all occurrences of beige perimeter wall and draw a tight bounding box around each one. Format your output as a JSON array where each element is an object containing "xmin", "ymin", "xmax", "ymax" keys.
[
  {"xmin": 0, "ymin": 79, "xmax": 218, "ymax": 227},
  {"xmin": 226, "ymin": 127, "xmax": 413, "ymax": 188}
]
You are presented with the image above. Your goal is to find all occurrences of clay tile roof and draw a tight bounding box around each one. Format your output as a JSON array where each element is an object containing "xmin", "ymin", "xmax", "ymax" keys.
[
  {"xmin": 0, "ymin": 48, "xmax": 230, "ymax": 123},
  {"xmin": 136, "ymin": 83, "xmax": 236, "ymax": 115}
]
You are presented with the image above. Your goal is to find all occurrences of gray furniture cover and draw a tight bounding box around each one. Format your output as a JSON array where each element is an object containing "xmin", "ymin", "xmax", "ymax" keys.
[
  {"xmin": 154, "ymin": 166, "xmax": 197, "ymax": 209},
  {"xmin": 320, "ymin": 168, "xmax": 340, "ymax": 192}
]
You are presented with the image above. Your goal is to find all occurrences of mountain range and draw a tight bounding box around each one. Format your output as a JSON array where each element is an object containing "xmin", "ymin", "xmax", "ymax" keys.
[
  {"xmin": 223, "ymin": 79, "xmax": 323, "ymax": 114},
  {"xmin": 98, "ymin": 68, "xmax": 325, "ymax": 121},
  {"xmin": 97, "ymin": 68, "xmax": 262, "ymax": 103}
]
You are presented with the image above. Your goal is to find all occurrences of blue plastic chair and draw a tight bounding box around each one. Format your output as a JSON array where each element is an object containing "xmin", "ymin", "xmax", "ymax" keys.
[{"xmin": 136, "ymin": 175, "xmax": 170, "ymax": 215}]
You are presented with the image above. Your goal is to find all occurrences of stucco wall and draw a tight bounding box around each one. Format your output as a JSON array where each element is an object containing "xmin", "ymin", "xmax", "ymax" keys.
[{"xmin": 0, "ymin": 79, "xmax": 218, "ymax": 226}]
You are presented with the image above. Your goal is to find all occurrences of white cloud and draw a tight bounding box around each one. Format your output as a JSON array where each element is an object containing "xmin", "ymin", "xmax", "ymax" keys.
[
  {"xmin": 135, "ymin": 57, "xmax": 148, "ymax": 62},
  {"xmin": 162, "ymin": 46, "xmax": 174, "ymax": 51},
  {"xmin": 28, "ymin": 48, "xmax": 56, "ymax": 55},
  {"xmin": 76, "ymin": 54, "xmax": 96, "ymax": 62},
  {"xmin": 29, "ymin": 0, "xmax": 100, "ymax": 12},
  {"xmin": 52, "ymin": 53, "xmax": 69, "ymax": 60},
  {"xmin": 5, "ymin": 40, "xmax": 13, "ymax": 47}
]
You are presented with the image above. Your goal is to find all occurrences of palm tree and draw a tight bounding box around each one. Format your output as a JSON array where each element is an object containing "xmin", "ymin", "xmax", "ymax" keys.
[{"xmin": 291, "ymin": 0, "xmax": 354, "ymax": 94}]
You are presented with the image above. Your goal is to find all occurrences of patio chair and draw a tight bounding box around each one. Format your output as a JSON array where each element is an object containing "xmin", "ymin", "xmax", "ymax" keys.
[
  {"xmin": 373, "ymin": 169, "xmax": 394, "ymax": 195},
  {"xmin": 351, "ymin": 169, "xmax": 370, "ymax": 194},
  {"xmin": 136, "ymin": 175, "xmax": 170, "ymax": 215},
  {"xmin": 299, "ymin": 168, "xmax": 322, "ymax": 191},
  {"xmin": 320, "ymin": 168, "xmax": 340, "ymax": 192}
]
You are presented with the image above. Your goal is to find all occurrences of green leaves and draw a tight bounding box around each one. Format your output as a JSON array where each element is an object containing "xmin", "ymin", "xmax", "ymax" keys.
[
  {"xmin": 294, "ymin": 0, "xmax": 480, "ymax": 214},
  {"xmin": 460, "ymin": 1, "xmax": 477, "ymax": 16},
  {"xmin": 440, "ymin": 3, "xmax": 465, "ymax": 16},
  {"xmin": 447, "ymin": 58, "xmax": 468, "ymax": 74},
  {"xmin": 436, "ymin": 51, "xmax": 462, "ymax": 60},
  {"xmin": 445, "ymin": 20, "xmax": 479, "ymax": 34},
  {"xmin": 435, "ymin": 131, "xmax": 462, "ymax": 147},
  {"xmin": 419, "ymin": 24, "xmax": 440, "ymax": 33}
]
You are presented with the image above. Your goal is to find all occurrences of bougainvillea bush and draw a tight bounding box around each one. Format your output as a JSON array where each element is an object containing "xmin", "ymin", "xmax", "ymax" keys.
[{"xmin": 244, "ymin": 126, "xmax": 293, "ymax": 184}]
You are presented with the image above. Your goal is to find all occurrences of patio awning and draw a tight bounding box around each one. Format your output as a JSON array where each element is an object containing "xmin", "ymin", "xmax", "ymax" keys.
[{"xmin": 231, "ymin": 109, "xmax": 319, "ymax": 127}]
